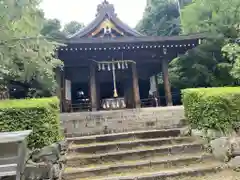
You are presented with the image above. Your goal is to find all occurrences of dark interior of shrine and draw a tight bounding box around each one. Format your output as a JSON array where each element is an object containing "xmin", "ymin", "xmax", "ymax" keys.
[
  {"xmin": 100, "ymin": 82, "xmax": 124, "ymax": 99},
  {"xmin": 71, "ymin": 83, "xmax": 89, "ymax": 104},
  {"xmin": 70, "ymin": 78, "xmax": 151, "ymax": 108},
  {"xmin": 139, "ymin": 79, "xmax": 150, "ymax": 99}
]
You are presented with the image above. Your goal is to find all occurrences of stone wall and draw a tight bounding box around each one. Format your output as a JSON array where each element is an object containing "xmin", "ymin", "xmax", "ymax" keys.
[{"xmin": 61, "ymin": 106, "xmax": 185, "ymax": 137}]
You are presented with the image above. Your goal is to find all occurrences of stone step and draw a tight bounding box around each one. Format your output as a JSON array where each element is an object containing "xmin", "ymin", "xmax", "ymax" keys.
[
  {"xmin": 71, "ymin": 162, "xmax": 225, "ymax": 180},
  {"xmin": 67, "ymin": 128, "xmax": 184, "ymax": 144},
  {"xmin": 64, "ymin": 153, "xmax": 213, "ymax": 179},
  {"xmin": 69, "ymin": 136, "xmax": 195, "ymax": 154},
  {"xmin": 67, "ymin": 142, "xmax": 203, "ymax": 167}
]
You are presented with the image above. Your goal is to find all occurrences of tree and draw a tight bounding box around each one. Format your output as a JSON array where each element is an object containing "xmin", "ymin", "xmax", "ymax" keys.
[
  {"xmin": 0, "ymin": 0, "xmax": 62, "ymax": 96},
  {"xmin": 169, "ymin": 39, "xmax": 236, "ymax": 88},
  {"xmin": 169, "ymin": 0, "xmax": 240, "ymax": 88},
  {"xmin": 136, "ymin": 0, "xmax": 181, "ymax": 36},
  {"xmin": 181, "ymin": 0, "xmax": 240, "ymax": 36},
  {"xmin": 222, "ymin": 41, "xmax": 240, "ymax": 80},
  {"xmin": 41, "ymin": 18, "xmax": 66, "ymax": 40},
  {"xmin": 63, "ymin": 21, "xmax": 84, "ymax": 36}
]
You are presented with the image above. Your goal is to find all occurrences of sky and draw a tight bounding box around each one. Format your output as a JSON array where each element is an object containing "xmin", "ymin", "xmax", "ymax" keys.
[{"xmin": 40, "ymin": 0, "xmax": 147, "ymax": 28}]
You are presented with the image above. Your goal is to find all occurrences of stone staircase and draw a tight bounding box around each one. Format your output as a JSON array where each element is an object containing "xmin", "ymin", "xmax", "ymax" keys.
[{"xmin": 63, "ymin": 128, "xmax": 224, "ymax": 180}]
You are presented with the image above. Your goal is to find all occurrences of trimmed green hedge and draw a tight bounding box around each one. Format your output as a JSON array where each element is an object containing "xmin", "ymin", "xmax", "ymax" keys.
[
  {"xmin": 182, "ymin": 87, "xmax": 240, "ymax": 133},
  {"xmin": 0, "ymin": 97, "xmax": 61, "ymax": 149}
]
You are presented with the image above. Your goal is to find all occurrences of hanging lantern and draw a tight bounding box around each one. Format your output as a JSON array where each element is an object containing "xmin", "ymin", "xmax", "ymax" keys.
[
  {"xmin": 118, "ymin": 62, "xmax": 121, "ymax": 69},
  {"xmin": 116, "ymin": 100, "xmax": 119, "ymax": 108},
  {"xmin": 98, "ymin": 63, "xmax": 101, "ymax": 71},
  {"xmin": 122, "ymin": 62, "xmax": 125, "ymax": 69},
  {"xmin": 125, "ymin": 62, "xmax": 128, "ymax": 69},
  {"xmin": 102, "ymin": 63, "xmax": 105, "ymax": 71},
  {"xmin": 112, "ymin": 63, "xmax": 115, "ymax": 70},
  {"xmin": 108, "ymin": 63, "xmax": 111, "ymax": 71}
]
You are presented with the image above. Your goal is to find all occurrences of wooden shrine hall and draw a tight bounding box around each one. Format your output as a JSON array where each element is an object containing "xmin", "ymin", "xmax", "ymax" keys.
[{"xmin": 57, "ymin": 0, "xmax": 203, "ymax": 112}]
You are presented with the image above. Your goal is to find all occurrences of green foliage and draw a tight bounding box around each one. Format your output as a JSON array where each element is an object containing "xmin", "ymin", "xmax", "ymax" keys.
[
  {"xmin": 136, "ymin": 0, "xmax": 181, "ymax": 36},
  {"xmin": 169, "ymin": 0, "xmax": 240, "ymax": 88},
  {"xmin": 41, "ymin": 18, "xmax": 66, "ymax": 40},
  {"xmin": 136, "ymin": 0, "xmax": 193, "ymax": 36},
  {"xmin": 137, "ymin": 0, "xmax": 240, "ymax": 89},
  {"xmin": 63, "ymin": 21, "xmax": 84, "ymax": 36},
  {"xmin": 169, "ymin": 39, "xmax": 238, "ymax": 88},
  {"xmin": 0, "ymin": 97, "xmax": 61, "ymax": 149},
  {"xmin": 222, "ymin": 43, "xmax": 240, "ymax": 80},
  {"xmin": 182, "ymin": 87, "xmax": 240, "ymax": 133},
  {"xmin": 181, "ymin": 0, "xmax": 240, "ymax": 36},
  {"xmin": 0, "ymin": 0, "xmax": 62, "ymax": 94}
]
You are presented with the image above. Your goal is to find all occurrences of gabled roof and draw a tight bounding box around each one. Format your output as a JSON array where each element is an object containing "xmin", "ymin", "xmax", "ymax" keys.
[{"xmin": 68, "ymin": 0, "xmax": 142, "ymax": 39}]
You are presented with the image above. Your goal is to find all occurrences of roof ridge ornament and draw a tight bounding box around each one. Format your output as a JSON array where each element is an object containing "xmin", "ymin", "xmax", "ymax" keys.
[{"xmin": 96, "ymin": 0, "xmax": 116, "ymax": 17}]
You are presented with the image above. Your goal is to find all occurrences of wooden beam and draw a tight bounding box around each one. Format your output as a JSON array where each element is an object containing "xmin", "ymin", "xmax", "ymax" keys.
[
  {"xmin": 89, "ymin": 64, "xmax": 98, "ymax": 111},
  {"xmin": 132, "ymin": 63, "xmax": 141, "ymax": 108},
  {"xmin": 162, "ymin": 59, "xmax": 173, "ymax": 106}
]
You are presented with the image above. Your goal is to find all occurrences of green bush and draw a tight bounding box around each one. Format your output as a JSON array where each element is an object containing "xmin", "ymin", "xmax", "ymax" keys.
[
  {"xmin": 182, "ymin": 87, "xmax": 240, "ymax": 133},
  {"xmin": 0, "ymin": 97, "xmax": 61, "ymax": 149}
]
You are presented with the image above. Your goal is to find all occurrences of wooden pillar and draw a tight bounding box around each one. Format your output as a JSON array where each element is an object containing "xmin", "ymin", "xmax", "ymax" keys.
[
  {"xmin": 62, "ymin": 68, "xmax": 68, "ymax": 112},
  {"xmin": 132, "ymin": 63, "xmax": 141, "ymax": 108},
  {"xmin": 96, "ymin": 71, "xmax": 100, "ymax": 110},
  {"xmin": 162, "ymin": 59, "xmax": 173, "ymax": 106},
  {"xmin": 90, "ymin": 64, "xmax": 97, "ymax": 111},
  {"xmin": 55, "ymin": 67, "xmax": 63, "ymax": 112},
  {"xmin": 154, "ymin": 75, "xmax": 160, "ymax": 106},
  {"xmin": 124, "ymin": 77, "xmax": 134, "ymax": 108},
  {"xmin": 154, "ymin": 75, "xmax": 159, "ymax": 96},
  {"xmin": 64, "ymin": 79, "xmax": 72, "ymax": 112}
]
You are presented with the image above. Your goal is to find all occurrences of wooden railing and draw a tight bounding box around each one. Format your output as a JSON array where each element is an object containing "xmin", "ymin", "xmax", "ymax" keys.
[
  {"xmin": 64, "ymin": 92, "xmax": 182, "ymax": 112},
  {"xmin": 140, "ymin": 97, "xmax": 160, "ymax": 108},
  {"xmin": 140, "ymin": 93, "xmax": 182, "ymax": 108},
  {"xmin": 71, "ymin": 101, "xmax": 91, "ymax": 112}
]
